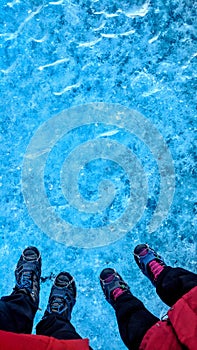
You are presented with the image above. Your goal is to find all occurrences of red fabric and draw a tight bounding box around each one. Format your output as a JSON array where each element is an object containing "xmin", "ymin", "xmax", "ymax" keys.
[
  {"xmin": 168, "ymin": 286, "xmax": 197, "ymax": 350},
  {"xmin": 140, "ymin": 286, "xmax": 197, "ymax": 350},
  {"xmin": 0, "ymin": 330, "xmax": 89, "ymax": 350},
  {"xmin": 0, "ymin": 287, "xmax": 196, "ymax": 350}
]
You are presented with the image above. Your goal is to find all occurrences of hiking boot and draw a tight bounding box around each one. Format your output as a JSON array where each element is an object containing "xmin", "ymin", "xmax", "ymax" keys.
[
  {"xmin": 134, "ymin": 244, "xmax": 166, "ymax": 286},
  {"xmin": 44, "ymin": 272, "xmax": 76, "ymax": 321},
  {"xmin": 14, "ymin": 246, "xmax": 41, "ymax": 305},
  {"xmin": 100, "ymin": 268, "xmax": 131, "ymax": 309}
]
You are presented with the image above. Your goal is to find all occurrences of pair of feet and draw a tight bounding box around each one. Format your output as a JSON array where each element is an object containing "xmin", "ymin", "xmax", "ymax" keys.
[{"xmin": 14, "ymin": 244, "xmax": 166, "ymax": 319}]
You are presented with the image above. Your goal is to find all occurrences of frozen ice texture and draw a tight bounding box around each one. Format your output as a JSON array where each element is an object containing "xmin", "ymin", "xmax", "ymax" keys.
[
  {"xmin": 21, "ymin": 104, "xmax": 175, "ymax": 247},
  {"xmin": 0, "ymin": 0, "xmax": 196, "ymax": 349}
]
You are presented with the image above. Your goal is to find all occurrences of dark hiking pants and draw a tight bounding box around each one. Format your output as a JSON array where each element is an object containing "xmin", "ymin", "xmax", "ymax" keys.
[
  {"xmin": 115, "ymin": 267, "xmax": 197, "ymax": 350},
  {"xmin": 0, "ymin": 267, "xmax": 196, "ymax": 350},
  {"xmin": 0, "ymin": 291, "xmax": 93, "ymax": 349}
]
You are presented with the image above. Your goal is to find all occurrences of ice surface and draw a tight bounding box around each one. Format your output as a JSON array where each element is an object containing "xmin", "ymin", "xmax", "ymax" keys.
[
  {"xmin": 0, "ymin": 0, "xmax": 196, "ymax": 349},
  {"xmin": 21, "ymin": 104, "xmax": 175, "ymax": 247}
]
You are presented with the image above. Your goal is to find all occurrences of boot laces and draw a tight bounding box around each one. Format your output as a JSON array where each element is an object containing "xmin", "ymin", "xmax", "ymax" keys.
[
  {"xmin": 50, "ymin": 297, "xmax": 67, "ymax": 313},
  {"xmin": 50, "ymin": 277, "xmax": 74, "ymax": 313},
  {"xmin": 20, "ymin": 271, "xmax": 33, "ymax": 290}
]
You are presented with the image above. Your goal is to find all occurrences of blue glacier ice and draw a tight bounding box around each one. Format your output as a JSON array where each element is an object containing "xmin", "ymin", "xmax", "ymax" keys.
[{"xmin": 0, "ymin": 0, "xmax": 196, "ymax": 349}]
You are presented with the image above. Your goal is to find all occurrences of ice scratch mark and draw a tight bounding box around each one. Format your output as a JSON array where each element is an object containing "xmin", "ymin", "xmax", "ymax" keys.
[
  {"xmin": 53, "ymin": 82, "xmax": 81, "ymax": 95},
  {"xmin": 101, "ymin": 33, "xmax": 117, "ymax": 38},
  {"xmin": 93, "ymin": 21, "xmax": 106, "ymax": 32},
  {"xmin": 7, "ymin": 0, "xmax": 20, "ymax": 8},
  {"xmin": 25, "ymin": 149, "xmax": 51, "ymax": 160},
  {"xmin": 125, "ymin": 0, "xmax": 150, "ymax": 18},
  {"xmin": 1, "ymin": 61, "xmax": 18, "ymax": 74},
  {"xmin": 0, "ymin": 6, "xmax": 43, "ymax": 41},
  {"xmin": 31, "ymin": 35, "xmax": 48, "ymax": 43},
  {"xmin": 77, "ymin": 38, "xmax": 102, "ymax": 47},
  {"xmin": 148, "ymin": 32, "xmax": 161, "ymax": 43},
  {"xmin": 181, "ymin": 52, "xmax": 197, "ymax": 70},
  {"xmin": 49, "ymin": 0, "xmax": 65, "ymax": 5},
  {"xmin": 191, "ymin": 52, "xmax": 197, "ymax": 60},
  {"xmin": 97, "ymin": 130, "xmax": 119, "ymax": 137},
  {"xmin": 142, "ymin": 88, "xmax": 160, "ymax": 97},
  {"xmin": 101, "ymin": 29, "xmax": 135, "ymax": 38},
  {"xmin": 38, "ymin": 58, "xmax": 70, "ymax": 71},
  {"xmin": 94, "ymin": 10, "xmax": 121, "ymax": 18},
  {"xmin": 119, "ymin": 29, "xmax": 135, "ymax": 36},
  {"xmin": 81, "ymin": 62, "xmax": 94, "ymax": 71}
]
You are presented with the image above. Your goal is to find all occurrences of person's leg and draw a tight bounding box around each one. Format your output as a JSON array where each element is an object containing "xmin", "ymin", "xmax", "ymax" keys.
[
  {"xmin": 156, "ymin": 266, "xmax": 197, "ymax": 306},
  {"xmin": 0, "ymin": 292, "xmax": 37, "ymax": 333},
  {"xmin": 133, "ymin": 244, "xmax": 197, "ymax": 307},
  {"xmin": 100, "ymin": 268, "xmax": 158, "ymax": 350},
  {"xmin": 36, "ymin": 314, "xmax": 82, "ymax": 340},
  {"xmin": 0, "ymin": 246, "xmax": 41, "ymax": 334},
  {"xmin": 36, "ymin": 272, "xmax": 93, "ymax": 349}
]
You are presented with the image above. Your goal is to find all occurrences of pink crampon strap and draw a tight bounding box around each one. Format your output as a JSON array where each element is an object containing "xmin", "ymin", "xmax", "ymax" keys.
[
  {"xmin": 104, "ymin": 274, "xmax": 115, "ymax": 283},
  {"xmin": 139, "ymin": 248, "xmax": 148, "ymax": 257},
  {"xmin": 112, "ymin": 288, "xmax": 126, "ymax": 300},
  {"xmin": 149, "ymin": 260, "xmax": 165, "ymax": 280}
]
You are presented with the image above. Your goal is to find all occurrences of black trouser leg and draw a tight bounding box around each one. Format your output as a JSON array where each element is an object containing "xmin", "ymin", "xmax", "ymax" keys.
[
  {"xmin": 0, "ymin": 291, "xmax": 37, "ymax": 333},
  {"xmin": 156, "ymin": 266, "xmax": 197, "ymax": 307},
  {"xmin": 36, "ymin": 314, "xmax": 93, "ymax": 350},
  {"xmin": 115, "ymin": 293, "xmax": 159, "ymax": 350},
  {"xmin": 36, "ymin": 314, "xmax": 82, "ymax": 340}
]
